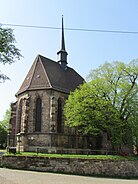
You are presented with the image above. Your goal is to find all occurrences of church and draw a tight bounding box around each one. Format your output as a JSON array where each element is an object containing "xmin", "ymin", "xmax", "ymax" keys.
[{"xmin": 8, "ymin": 18, "xmax": 95, "ymax": 153}]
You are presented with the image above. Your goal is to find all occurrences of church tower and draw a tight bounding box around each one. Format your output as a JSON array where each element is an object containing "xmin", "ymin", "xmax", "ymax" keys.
[{"xmin": 57, "ymin": 16, "xmax": 68, "ymax": 70}]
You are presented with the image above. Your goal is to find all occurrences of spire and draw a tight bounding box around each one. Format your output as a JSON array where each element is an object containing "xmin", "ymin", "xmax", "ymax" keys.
[
  {"xmin": 57, "ymin": 16, "xmax": 68, "ymax": 70},
  {"xmin": 61, "ymin": 15, "xmax": 66, "ymax": 51}
]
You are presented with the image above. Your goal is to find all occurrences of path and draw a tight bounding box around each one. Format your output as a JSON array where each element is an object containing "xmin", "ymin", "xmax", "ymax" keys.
[{"xmin": 0, "ymin": 168, "xmax": 137, "ymax": 184}]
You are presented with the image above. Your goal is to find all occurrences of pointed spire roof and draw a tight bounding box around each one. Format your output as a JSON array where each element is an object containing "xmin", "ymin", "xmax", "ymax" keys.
[
  {"xmin": 57, "ymin": 16, "xmax": 68, "ymax": 69},
  {"xmin": 61, "ymin": 15, "xmax": 66, "ymax": 51}
]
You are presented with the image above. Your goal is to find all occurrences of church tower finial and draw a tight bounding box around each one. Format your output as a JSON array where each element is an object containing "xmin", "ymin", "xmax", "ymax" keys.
[{"xmin": 57, "ymin": 16, "xmax": 68, "ymax": 69}]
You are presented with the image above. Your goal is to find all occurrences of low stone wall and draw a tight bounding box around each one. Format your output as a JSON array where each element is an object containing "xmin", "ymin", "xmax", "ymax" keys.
[{"xmin": 1, "ymin": 155, "xmax": 138, "ymax": 177}]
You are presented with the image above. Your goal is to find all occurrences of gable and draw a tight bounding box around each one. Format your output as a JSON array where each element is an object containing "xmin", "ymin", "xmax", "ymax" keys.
[
  {"xmin": 16, "ymin": 58, "xmax": 37, "ymax": 95},
  {"xmin": 29, "ymin": 57, "xmax": 51, "ymax": 90},
  {"xmin": 16, "ymin": 55, "xmax": 51, "ymax": 95}
]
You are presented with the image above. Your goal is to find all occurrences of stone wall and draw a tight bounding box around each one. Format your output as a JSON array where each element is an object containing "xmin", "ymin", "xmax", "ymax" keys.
[
  {"xmin": 14, "ymin": 89, "xmax": 92, "ymax": 153},
  {"xmin": 1, "ymin": 155, "xmax": 138, "ymax": 177}
]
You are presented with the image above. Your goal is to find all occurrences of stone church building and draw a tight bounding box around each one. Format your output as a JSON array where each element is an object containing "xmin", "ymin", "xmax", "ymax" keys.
[{"xmin": 8, "ymin": 18, "xmax": 98, "ymax": 153}]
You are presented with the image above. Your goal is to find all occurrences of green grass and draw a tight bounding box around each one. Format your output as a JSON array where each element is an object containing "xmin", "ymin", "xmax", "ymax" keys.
[{"xmin": 4, "ymin": 151, "xmax": 138, "ymax": 160}]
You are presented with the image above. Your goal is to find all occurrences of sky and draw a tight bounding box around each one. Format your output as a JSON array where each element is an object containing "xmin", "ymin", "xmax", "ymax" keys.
[{"xmin": 0, "ymin": 0, "xmax": 138, "ymax": 120}]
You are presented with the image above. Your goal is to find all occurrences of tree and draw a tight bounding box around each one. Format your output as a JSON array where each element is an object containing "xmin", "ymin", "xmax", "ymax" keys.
[
  {"xmin": 0, "ymin": 27, "xmax": 22, "ymax": 82},
  {"xmin": 0, "ymin": 108, "xmax": 11, "ymax": 148},
  {"xmin": 0, "ymin": 123, "xmax": 7, "ymax": 149},
  {"xmin": 65, "ymin": 82, "xmax": 121, "ymax": 147},
  {"xmin": 65, "ymin": 60, "xmax": 138, "ymax": 148}
]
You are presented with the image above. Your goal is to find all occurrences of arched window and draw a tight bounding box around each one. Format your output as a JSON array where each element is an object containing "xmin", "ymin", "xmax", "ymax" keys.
[
  {"xmin": 35, "ymin": 97, "xmax": 42, "ymax": 132},
  {"xmin": 51, "ymin": 96, "xmax": 56, "ymax": 122},
  {"xmin": 17, "ymin": 99, "xmax": 23, "ymax": 133},
  {"xmin": 57, "ymin": 98, "xmax": 63, "ymax": 133}
]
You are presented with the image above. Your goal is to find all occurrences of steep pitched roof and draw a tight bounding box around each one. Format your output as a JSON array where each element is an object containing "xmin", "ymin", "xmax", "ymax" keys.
[{"xmin": 16, "ymin": 55, "xmax": 84, "ymax": 95}]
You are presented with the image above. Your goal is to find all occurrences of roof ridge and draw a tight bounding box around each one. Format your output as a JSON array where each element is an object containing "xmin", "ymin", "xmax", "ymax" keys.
[{"xmin": 38, "ymin": 54, "xmax": 56, "ymax": 63}]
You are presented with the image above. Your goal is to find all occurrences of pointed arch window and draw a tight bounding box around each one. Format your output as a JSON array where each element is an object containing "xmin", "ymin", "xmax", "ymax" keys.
[
  {"xmin": 35, "ymin": 97, "xmax": 42, "ymax": 132},
  {"xmin": 17, "ymin": 99, "xmax": 23, "ymax": 133},
  {"xmin": 57, "ymin": 98, "xmax": 63, "ymax": 133}
]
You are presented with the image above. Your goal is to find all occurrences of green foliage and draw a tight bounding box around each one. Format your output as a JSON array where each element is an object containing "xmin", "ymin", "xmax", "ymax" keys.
[
  {"xmin": 65, "ymin": 59, "xmax": 138, "ymax": 147},
  {"xmin": 87, "ymin": 60, "xmax": 138, "ymax": 146},
  {"xmin": 5, "ymin": 152, "xmax": 138, "ymax": 160},
  {"xmin": 1, "ymin": 108, "xmax": 11, "ymax": 129},
  {"xmin": 0, "ymin": 27, "xmax": 22, "ymax": 82},
  {"xmin": 65, "ymin": 82, "xmax": 121, "ymax": 146},
  {"xmin": 0, "ymin": 124, "xmax": 7, "ymax": 148},
  {"xmin": 0, "ymin": 108, "xmax": 11, "ymax": 148}
]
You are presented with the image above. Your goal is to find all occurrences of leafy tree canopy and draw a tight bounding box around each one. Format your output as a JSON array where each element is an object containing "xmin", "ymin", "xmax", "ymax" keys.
[
  {"xmin": 0, "ymin": 108, "xmax": 11, "ymax": 148},
  {"xmin": 65, "ymin": 60, "xmax": 138, "ymax": 147},
  {"xmin": 0, "ymin": 27, "xmax": 22, "ymax": 82},
  {"xmin": 1, "ymin": 108, "xmax": 11, "ymax": 129}
]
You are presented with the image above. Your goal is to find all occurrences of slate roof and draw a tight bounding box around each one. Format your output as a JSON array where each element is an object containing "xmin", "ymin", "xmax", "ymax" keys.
[{"xmin": 16, "ymin": 55, "xmax": 84, "ymax": 95}]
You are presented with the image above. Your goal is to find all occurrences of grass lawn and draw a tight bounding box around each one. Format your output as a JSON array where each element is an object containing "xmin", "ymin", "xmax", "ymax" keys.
[
  {"xmin": 4, "ymin": 151, "xmax": 138, "ymax": 161},
  {"xmin": 0, "ymin": 149, "xmax": 6, "ymax": 153}
]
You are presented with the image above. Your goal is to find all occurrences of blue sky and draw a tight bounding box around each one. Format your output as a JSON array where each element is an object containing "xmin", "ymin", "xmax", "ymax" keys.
[{"xmin": 0, "ymin": 0, "xmax": 138, "ymax": 120}]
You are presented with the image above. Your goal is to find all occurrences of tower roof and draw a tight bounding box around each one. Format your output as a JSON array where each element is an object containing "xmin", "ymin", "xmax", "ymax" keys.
[
  {"xmin": 60, "ymin": 15, "xmax": 66, "ymax": 51},
  {"xmin": 16, "ymin": 55, "xmax": 84, "ymax": 96}
]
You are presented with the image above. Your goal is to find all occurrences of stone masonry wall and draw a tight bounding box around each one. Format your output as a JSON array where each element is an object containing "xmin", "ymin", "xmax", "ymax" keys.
[{"xmin": 1, "ymin": 156, "xmax": 138, "ymax": 177}]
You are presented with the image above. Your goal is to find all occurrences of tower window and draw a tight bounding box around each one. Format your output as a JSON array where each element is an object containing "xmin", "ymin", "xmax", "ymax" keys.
[{"xmin": 35, "ymin": 97, "xmax": 42, "ymax": 132}]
